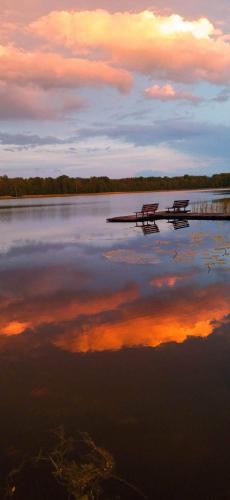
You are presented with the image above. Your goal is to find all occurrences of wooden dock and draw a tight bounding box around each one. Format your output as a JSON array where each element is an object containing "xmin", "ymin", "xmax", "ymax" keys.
[{"xmin": 107, "ymin": 211, "xmax": 230, "ymax": 222}]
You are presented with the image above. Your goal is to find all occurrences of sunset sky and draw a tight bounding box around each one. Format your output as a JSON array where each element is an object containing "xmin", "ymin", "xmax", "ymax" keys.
[{"xmin": 1, "ymin": 0, "xmax": 230, "ymax": 178}]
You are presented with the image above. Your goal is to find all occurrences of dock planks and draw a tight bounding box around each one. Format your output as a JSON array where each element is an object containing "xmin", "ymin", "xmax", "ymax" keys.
[{"xmin": 107, "ymin": 211, "xmax": 230, "ymax": 222}]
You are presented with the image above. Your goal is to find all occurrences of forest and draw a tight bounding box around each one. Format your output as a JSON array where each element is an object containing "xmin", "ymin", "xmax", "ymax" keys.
[{"xmin": 0, "ymin": 173, "xmax": 229, "ymax": 197}]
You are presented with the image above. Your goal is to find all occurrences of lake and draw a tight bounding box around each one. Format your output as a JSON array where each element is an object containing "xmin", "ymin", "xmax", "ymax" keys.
[{"xmin": 0, "ymin": 189, "xmax": 230, "ymax": 499}]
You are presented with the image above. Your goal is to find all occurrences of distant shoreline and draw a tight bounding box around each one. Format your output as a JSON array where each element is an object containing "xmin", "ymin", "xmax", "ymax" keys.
[
  {"xmin": 0, "ymin": 187, "xmax": 229, "ymax": 201},
  {"xmin": 1, "ymin": 173, "xmax": 229, "ymax": 199}
]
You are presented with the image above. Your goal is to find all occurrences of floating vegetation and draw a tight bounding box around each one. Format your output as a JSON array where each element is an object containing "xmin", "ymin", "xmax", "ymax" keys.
[
  {"xmin": 4, "ymin": 428, "xmax": 147, "ymax": 500},
  {"xmin": 104, "ymin": 248, "xmax": 160, "ymax": 264},
  {"xmin": 4, "ymin": 429, "xmax": 114, "ymax": 500}
]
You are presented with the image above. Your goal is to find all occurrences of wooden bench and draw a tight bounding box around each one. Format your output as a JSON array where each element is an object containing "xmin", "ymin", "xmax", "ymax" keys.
[
  {"xmin": 166, "ymin": 200, "xmax": 190, "ymax": 212},
  {"xmin": 135, "ymin": 203, "xmax": 159, "ymax": 219}
]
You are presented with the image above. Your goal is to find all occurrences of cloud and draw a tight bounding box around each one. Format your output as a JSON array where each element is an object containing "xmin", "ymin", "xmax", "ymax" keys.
[
  {"xmin": 30, "ymin": 9, "xmax": 215, "ymax": 48},
  {"xmin": 0, "ymin": 236, "xmax": 229, "ymax": 355},
  {"xmin": 1, "ymin": 258, "xmax": 229, "ymax": 354},
  {"xmin": 1, "ymin": 6, "xmax": 229, "ymax": 127},
  {"xmin": 5, "ymin": 118, "xmax": 219, "ymax": 153},
  {"xmin": 0, "ymin": 44, "xmax": 132, "ymax": 92},
  {"xmin": 0, "ymin": 131, "xmax": 72, "ymax": 147},
  {"xmin": 55, "ymin": 282, "xmax": 230, "ymax": 352},
  {"xmin": 212, "ymin": 88, "xmax": 230, "ymax": 102},
  {"xmin": 144, "ymin": 84, "xmax": 201, "ymax": 103},
  {"xmin": 2, "ymin": 321, "xmax": 29, "ymax": 335},
  {"xmin": 76, "ymin": 120, "xmax": 230, "ymax": 159},
  {"xmin": 0, "ymin": 20, "xmax": 18, "ymax": 42},
  {"xmin": 30, "ymin": 9, "xmax": 230, "ymax": 84},
  {"xmin": 3, "ymin": 0, "xmax": 230, "ymax": 23},
  {"xmin": 0, "ymin": 84, "xmax": 53, "ymax": 120},
  {"xmin": 0, "ymin": 273, "xmax": 139, "ymax": 337},
  {"xmin": 150, "ymin": 271, "xmax": 195, "ymax": 288},
  {"xmin": 0, "ymin": 83, "xmax": 86, "ymax": 120}
]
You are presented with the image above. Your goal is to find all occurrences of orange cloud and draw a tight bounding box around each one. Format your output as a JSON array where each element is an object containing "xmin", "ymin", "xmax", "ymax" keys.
[
  {"xmin": 30, "ymin": 9, "xmax": 230, "ymax": 83},
  {"xmin": 55, "ymin": 283, "xmax": 230, "ymax": 353},
  {"xmin": 2, "ymin": 321, "xmax": 30, "ymax": 336},
  {"xmin": 0, "ymin": 45, "xmax": 132, "ymax": 92},
  {"xmin": 144, "ymin": 84, "xmax": 201, "ymax": 103},
  {"xmin": 0, "ymin": 264, "xmax": 229, "ymax": 356},
  {"xmin": 58, "ymin": 316, "xmax": 216, "ymax": 353},
  {"xmin": 0, "ymin": 284, "xmax": 139, "ymax": 336}
]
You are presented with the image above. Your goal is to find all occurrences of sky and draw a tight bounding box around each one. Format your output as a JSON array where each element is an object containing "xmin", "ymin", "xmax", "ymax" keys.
[{"xmin": 1, "ymin": 0, "xmax": 230, "ymax": 178}]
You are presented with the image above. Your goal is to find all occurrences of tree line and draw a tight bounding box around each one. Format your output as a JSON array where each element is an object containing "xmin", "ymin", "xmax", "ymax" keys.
[{"xmin": 0, "ymin": 173, "xmax": 229, "ymax": 197}]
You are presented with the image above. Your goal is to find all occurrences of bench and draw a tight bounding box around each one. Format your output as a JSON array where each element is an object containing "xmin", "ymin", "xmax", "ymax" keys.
[
  {"xmin": 135, "ymin": 203, "xmax": 159, "ymax": 219},
  {"xmin": 166, "ymin": 200, "xmax": 190, "ymax": 213}
]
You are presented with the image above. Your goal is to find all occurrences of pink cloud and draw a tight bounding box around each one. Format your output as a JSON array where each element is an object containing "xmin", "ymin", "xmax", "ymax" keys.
[
  {"xmin": 0, "ymin": 83, "xmax": 86, "ymax": 120},
  {"xmin": 0, "ymin": 45, "xmax": 132, "ymax": 92},
  {"xmin": 3, "ymin": 1, "xmax": 230, "ymax": 23},
  {"xmin": 144, "ymin": 84, "xmax": 201, "ymax": 103},
  {"xmin": 1, "ymin": 5, "xmax": 230, "ymax": 123},
  {"xmin": 150, "ymin": 271, "xmax": 195, "ymax": 288},
  {"xmin": 29, "ymin": 9, "xmax": 230, "ymax": 84}
]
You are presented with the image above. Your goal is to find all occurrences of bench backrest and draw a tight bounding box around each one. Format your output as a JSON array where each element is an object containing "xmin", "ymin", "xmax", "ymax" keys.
[
  {"xmin": 141, "ymin": 203, "xmax": 159, "ymax": 212},
  {"xmin": 173, "ymin": 200, "xmax": 189, "ymax": 209}
]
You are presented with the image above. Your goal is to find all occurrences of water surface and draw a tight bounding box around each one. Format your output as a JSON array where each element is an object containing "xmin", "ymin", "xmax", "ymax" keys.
[{"xmin": 0, "ymin": 190, "xmax": 230, "ymax": 499}]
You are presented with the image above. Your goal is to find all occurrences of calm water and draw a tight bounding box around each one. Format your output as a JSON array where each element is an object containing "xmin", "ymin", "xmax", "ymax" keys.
[{"xmin": 0, "ymin": 189, "xmax": 230, "ymax": 499}]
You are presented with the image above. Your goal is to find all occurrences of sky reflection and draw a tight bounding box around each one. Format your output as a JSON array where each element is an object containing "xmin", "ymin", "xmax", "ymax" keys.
[{"xmin": 0, "ymin": 191, "xmax": 229, "ymax": 354}]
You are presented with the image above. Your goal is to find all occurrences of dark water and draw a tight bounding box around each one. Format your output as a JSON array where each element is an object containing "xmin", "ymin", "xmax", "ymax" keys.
[{"xmin": 0, "ymin": 190, "xmax": 229, "ymax": 499}]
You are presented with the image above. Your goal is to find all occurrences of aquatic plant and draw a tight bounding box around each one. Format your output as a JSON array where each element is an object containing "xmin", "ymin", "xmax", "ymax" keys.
[
  {"xmin": 44, "ymin": 428, "xmax": 115, "ymax": 499},
  {"xmin": 191, "ymin": 198, "xmax": 230, "ymax": 214},
  {"xmin": 4, "ymin": 428, "xmax": 114, "ymax": 500},
  {"xmin": 4, "ymin": 428, "xmax": 148, "ymax": 500}
]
